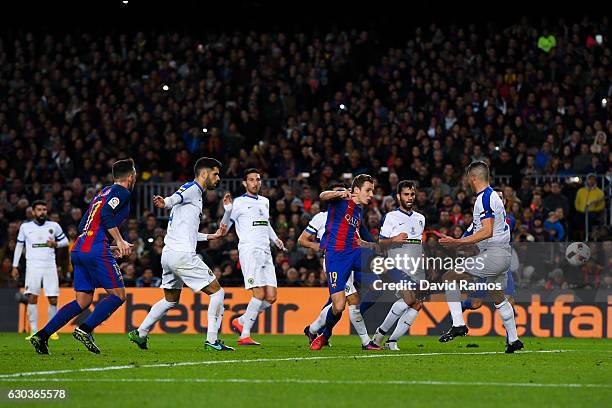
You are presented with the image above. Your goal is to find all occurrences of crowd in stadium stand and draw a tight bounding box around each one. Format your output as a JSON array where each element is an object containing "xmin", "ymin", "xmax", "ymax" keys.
[{"xmin": 1, "ymin": 16, "xmax": 610, "ymax": 291}]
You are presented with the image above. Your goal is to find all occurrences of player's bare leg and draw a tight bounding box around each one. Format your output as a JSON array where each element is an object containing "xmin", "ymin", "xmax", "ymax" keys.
[{"xmin": 129, "ymin": 288, "xmax": 181, "ymax": 350}]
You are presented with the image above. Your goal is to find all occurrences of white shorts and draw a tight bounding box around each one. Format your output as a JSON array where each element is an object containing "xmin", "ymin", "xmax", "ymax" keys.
[
  {"xmin": 161, "ymin": 249, "xmax": 216, "ymax": 292},
  {"xmin": 238, "ymin": 247, "xmax": 277, "ymax": 290},
  {"xmin": 322, "ymin": 255, "xmax": 357, "ymax": 296},
  {"xmin": 464, "ymin": 249, "xmax": 511, "ymax": 287},
  {"xmin": 24, "ymin": 264, "xmax": 59, "ymax": 297}
]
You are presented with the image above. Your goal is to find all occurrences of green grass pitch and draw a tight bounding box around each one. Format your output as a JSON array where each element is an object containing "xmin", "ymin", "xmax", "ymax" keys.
[{"xmin": 0, "ymin": 333, "xmax": 610, "ymax": 407}]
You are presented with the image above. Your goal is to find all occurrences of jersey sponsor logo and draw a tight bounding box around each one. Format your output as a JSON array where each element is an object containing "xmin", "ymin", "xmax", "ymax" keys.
[
  {"xmin": 252, "ymin": 220, "xmax": 269, "ymax": 226},
  {"xmin": 32, "ymin": 243, "xmax": 49, "ymax": 248},
  {"xmin": 344, "ymin": 214, "xmax": 359, "ymax": 227},
  {"xmin": 108, "ymin": 197, "xmax": 120, "ymax": 209}
]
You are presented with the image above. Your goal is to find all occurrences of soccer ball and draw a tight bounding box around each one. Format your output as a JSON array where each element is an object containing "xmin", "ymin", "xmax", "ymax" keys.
[{"xmin": 565, "ymin": 242, "xmax": 591, "ymax": 266}]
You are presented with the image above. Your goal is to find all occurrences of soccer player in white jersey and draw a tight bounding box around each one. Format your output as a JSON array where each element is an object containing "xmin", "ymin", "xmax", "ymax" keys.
[
  {"xmin": 298, "ymin": 183, "xmax": 371, "ymax": 348},
  {"xmin": 368, "ymin": 180, "xmax": 427, "ymax": 351},
  {"xmin": 438, "ymin": 161, "xmax": 523, "ymax": 353},
  {"xmin": 222, "ymin": 168, "xmax": 285, "ymax": 346},
  {"xmin": 128, "ymin": 157, "xmax": 234, "ymax": 351},
  {"xmin": 12, "ymin": 200, "xmax": 68, "ymax": 340}
]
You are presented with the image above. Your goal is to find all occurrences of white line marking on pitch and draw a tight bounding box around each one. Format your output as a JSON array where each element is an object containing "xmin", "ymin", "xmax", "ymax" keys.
[
  {"xmin": 0, "ymin": 377, "xmax": 609, "ymax": 389},
  {"xmin": 0, "ymin": 350, "xmax": 569, "ymax": 379}
]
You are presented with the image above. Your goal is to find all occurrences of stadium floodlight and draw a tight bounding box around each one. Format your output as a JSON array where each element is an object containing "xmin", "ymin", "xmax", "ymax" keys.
[
  {"xmin": 162, "ymin": 84, "xmax": 169, "ymax": 91},
  {"xmin": 602, "ymin": 98, "xmax": 607, "ymax": 108},
  {"xmin": 202, "ymin": 128, "xmax": 208, "ymax": 133},
  {"xmin": 339, "ymin": 104, "xmax": 346, "ymax": 110},
  {"xmin": 122, "ymin": 0, "xmax": 128, "ymax": 4}
]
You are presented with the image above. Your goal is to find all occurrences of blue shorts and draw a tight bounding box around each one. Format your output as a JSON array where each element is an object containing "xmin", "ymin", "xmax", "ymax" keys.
[
  {"xmin": 325, "ymin": 248, "xmax": 363, "ymax": 294},
  {"xmin": 72, "ymin": 251, "xmax": 125, "ymax": 291},
  {"xmin": 469, "ymin": 269, "xmax": 515, "ymax": 299}
]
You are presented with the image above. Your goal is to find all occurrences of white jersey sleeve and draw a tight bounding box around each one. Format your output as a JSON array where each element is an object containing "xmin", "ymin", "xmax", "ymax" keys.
[
  {"xmin": 305, "ymin": 211, "xmax": 327, "ymax": 241},
  {"xmin": 53, "ymin": 222, "xmax": 69, "ymax": 248},
  {"xmin": 17, "ymin": 224, "xmax": 25, "ymax": 244},
  {"xmin": 473, "ymin": 186, "xmax": 510, "ymax": 251},
  {"xmin": 379, "ymin": 213, "xmax": 394, "ymax": 239}
]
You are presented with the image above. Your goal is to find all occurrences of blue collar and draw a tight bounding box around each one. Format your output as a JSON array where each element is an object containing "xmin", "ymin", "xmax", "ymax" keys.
[
  {"xmin": 396, "ymin": 207, "xmax": 413, "ymax": 216},
  {"xmin": 242, "ymin": 193, "xmax": 258, "ymax": 200},
  {"xmin": 476, "ymin": 186, "xmax": 492, "ymax": 196}
]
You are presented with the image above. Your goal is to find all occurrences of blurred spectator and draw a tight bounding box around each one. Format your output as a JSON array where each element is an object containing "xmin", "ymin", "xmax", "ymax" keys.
[{"xmin": 136, "ymin": 268, "xmax": 162, "ymax": 288}]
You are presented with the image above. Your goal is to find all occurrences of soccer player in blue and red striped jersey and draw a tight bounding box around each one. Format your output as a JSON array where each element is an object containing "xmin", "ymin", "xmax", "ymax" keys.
[
  {"xmin": 310, "ymin": 174, "xmax": 377, "ymax": 350},
  {"xmin": 29, "ymin": 159, "xmax": 137, "ymax": 355}
]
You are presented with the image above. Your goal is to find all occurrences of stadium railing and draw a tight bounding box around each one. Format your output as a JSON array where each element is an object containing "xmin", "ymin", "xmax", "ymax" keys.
[{"xmin": 134, "ymin": 178, "xmax": 301, "ymax": 219}]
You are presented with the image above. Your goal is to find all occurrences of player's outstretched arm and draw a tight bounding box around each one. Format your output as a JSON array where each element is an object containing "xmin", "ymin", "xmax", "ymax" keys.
[
  {"xmin": 198, "ymin": 224, "xmax": 228, "ymax": 241},
  {"xmin": 439, "ymin": 218, "xmax": 493, "ymax": 245},
  {"xmin": 153, "ymin": 194, "xmax": 183, "ymax": 209},
  {"xmin": 297, "ymin": 230, "xmax": 320, "ymax": 252},
  {"xmin": 379, "ymin": 232, "xmax": 409, "ymax": 247},
  {"xmin": 320, "ymin": 190, "xmax": 351, "ymax": 202}
]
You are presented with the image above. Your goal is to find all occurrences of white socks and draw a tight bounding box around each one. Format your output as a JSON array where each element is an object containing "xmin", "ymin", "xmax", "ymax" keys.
[
  {"xmin": 138, "ymin": 299, "xmax": 178, "ymax": 338},
  {"xmin": 27, "ymin": 304, "xmax": 38, "ymax": 334},
  {"xmin": 259, "ymin": 300, "xmax": 272, "ymax": 313},
  {"xmin": 240, "ymin": 297, "xmax": 263, "ymax": 339},
  {"xmin": 380, "ymin": 299, "xmax": 408, "ymax": 333},
  {"xmin": 446, "ymin": 288, "xmax": 465, "ymax": 326},
  {"xmin": 348, "ymin": 305, "xmax": 370, "ymax": 346},
  {"xmin": 389, "ymin": 307, "xmax": 418, "ymax": 341},
  {"xmin": 207, "ymin": 289, "xmax": 225, "ymax": 343},
  {"xmin": 496, "ymin": 299, "xmax": 519, "ymax": 343},
  {"xmin": 310, "ymin": 303, "xmax": 331, "ymax": 334},
  {"xmin": 48, "ymin": 304, "xmax": 57, "ymax": 321}
]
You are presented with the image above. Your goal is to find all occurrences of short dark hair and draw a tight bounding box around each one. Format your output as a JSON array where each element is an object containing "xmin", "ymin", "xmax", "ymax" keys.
[
  {"xmin": 329, "ymin": 182, "xmax": 350, "ymax": 190},
  {"xmin": 112, "ymin": 158, "xmax": 135, "ymax": 180},
  {"xmin": 351, "ymin": 174, "xmax": 374, "ymax": 192},
  {"xmin": 31, "ymin": 200, "xmax": 47, "ymax": 209},
  {"xmin": 397, "ymin": 180, "xmax": 417, "ymax": 195},
  {"xmin": 243, "ymin": 168, "xmax": 260, "ymax": 180},
  {"xmin": 466, "ymin": 160, "xmax": 489, "ymax": 181},
  {"xmin": 195, "ymin": 157, "xmax": 222, "ymax": 176}
]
